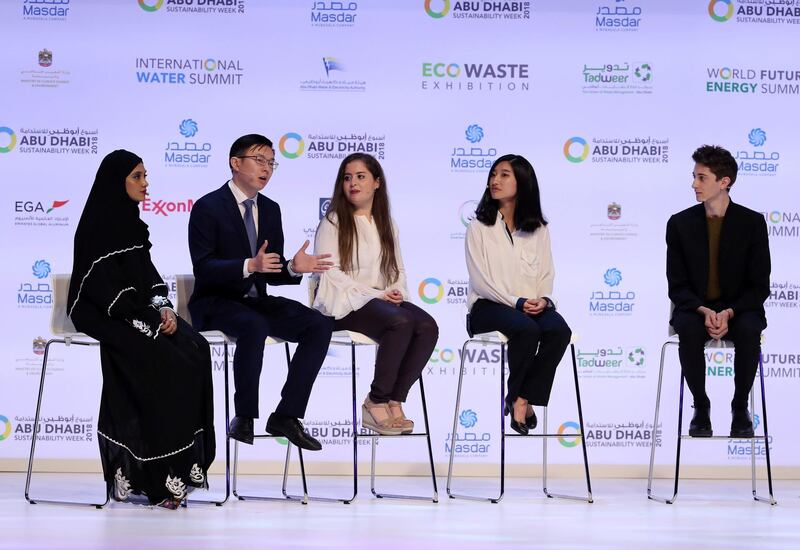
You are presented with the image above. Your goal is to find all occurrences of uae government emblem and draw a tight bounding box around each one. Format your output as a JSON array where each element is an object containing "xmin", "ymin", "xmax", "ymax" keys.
[
  {"xmin": 38, "ymin": 49, "xmax": 53, "ymax": 68},
  {"xmin": 607, "ymin": 202, "xmax": 621, "ymax": 220}
]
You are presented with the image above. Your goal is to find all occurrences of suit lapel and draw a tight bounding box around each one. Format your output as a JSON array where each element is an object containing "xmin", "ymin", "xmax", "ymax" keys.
[
  {"xmin": 691, "ymin": 204, "xmax": 710, "ymax": 292},
  {"xmin": 219, "ymin": 183, "xmax": 252, "ymax": 257}
]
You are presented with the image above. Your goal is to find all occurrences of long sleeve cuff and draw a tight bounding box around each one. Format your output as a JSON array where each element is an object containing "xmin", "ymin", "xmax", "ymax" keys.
[{"xmin": 515, "ymin": 297, "xmax": 527, "ymax": 311}]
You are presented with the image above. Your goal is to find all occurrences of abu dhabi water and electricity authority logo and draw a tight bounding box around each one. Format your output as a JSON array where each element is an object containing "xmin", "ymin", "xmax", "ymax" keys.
[
  {"xmin": 588, "ymin": 267, "xmax": 636, "ymax": 316},
  {"xmin": 164, "ymin": 118, "xmax": 211, "ymax": 167},
  {"xmin": 451, "ymin": 123, "xmax": 498, "ymax": 172},
  {"xmin": 735, "ymin": 128, "xmax": 779, "ymax": 176},
  {"xmin": 299, "ymin": 55, "xmax": 366, "ymax": 92},
  {"xmin": 425, "ymin": 0, "xmax": 531, "ymax": 21},
  {"xmin": 450, "ymin": 199, "xmax": 479, "ymax": 240}
]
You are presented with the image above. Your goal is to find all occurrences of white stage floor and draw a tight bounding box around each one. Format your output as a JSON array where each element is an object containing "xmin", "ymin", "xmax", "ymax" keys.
[{"xmin": 2, "ymin": 473, "xmax": 799, "ymax": 549}]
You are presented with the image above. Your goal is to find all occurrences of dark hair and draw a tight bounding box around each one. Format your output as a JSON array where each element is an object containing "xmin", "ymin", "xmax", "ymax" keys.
[
  {"xmin": 229, "ymin": 134, "xmax": 273, "ymax": 171},
  {"xmin": 692, "ymin": 145, "xmax": 738, "ymax": 189},
  {"xmin": 475, "ymin": 154, "xmax": 547, "ymax": 232},
  {"xmin": 325, "ymin": 153, "xmax": 399, "ymax": 285}
]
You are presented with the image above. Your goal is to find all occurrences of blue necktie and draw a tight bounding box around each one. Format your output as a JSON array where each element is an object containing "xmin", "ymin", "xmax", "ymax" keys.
[
  {"xmin": 243, "ymin": 199, "xmax": 257, "ymax": 256},
  {"xmin": 243, "ymin": 199, "xmax": 258, "ymax": 296}
]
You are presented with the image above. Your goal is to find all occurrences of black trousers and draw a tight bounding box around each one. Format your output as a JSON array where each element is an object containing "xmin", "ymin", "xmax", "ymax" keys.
[
  {"xmin": 202, "ymin": 295, "xmax": 333, "ymax": 419},
  {"xmin": 671, "ymin": 306, "xmax": 765, "ymax": 409},
  {"xmin": 335, "ymin": 299, "xmax": 438, "ymax": 403},
  {"xmin": 470, "ymin": 299, "xmax": 571, "ymax": 407}
]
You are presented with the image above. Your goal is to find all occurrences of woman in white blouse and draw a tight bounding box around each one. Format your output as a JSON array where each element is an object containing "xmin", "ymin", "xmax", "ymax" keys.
[
  {"xmin": 465, "ymin": 154, "xmax": 571, "ymax": 436},
  {"xmin": 313, "ymin": 153, "xmax": 439, "ymax": 435}
]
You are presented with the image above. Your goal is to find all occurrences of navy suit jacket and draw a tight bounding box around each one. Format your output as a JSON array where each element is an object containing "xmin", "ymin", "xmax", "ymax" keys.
[
  {"xmin": 666, "ymin": 201, "xmax": 770, "ymax": 323},
  {"xmin": 188, "ymin": 182, "xmax": 301, "ymax": 330}
]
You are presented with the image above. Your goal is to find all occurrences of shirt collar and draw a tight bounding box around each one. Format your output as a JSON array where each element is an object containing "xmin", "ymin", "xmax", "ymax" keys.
[{"xmin": 228, "ymin": 179, "xmax": 257, "ymax": 206}]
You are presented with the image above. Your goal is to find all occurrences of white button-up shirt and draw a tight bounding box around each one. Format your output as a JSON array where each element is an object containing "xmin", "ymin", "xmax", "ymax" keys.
[
  {"xmin": 465, "ymin": 212, "xmax": 555, "ymax": 310},
  {"xmin": 313, "ymin": 213, "xmax": 409, "ymax": 320}
]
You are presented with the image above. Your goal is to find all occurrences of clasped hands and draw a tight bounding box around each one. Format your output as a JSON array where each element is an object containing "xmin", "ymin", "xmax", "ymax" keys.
[
  {"xmin": 698, "ymin": 306, "xmax": 733, "ymax": 340},
  {"xmin": 247, "ymin": 239, "xmax": 333, "ymax": 274},
  {"xmin": 522, "ymin": 298, "xmax": 548, "ymax": 316}
]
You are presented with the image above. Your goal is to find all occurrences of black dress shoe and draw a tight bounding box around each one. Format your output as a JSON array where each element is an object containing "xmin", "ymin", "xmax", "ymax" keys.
[
  {"xmin": 504, "ymin": 404, "xmax": 529, "ymax": 436},
  {"xmin": 525, "ymin": 408, "xmax": 538, "ymax": 430},
  {"xmin": 266, "ymin": 413, "xmax": 322, "ymax": 451},
  {"xmin": 688, "ymin": 406, "xmax": 712, "ymax": 437},
  {"xmin": 228, "ymin": 416, "xmax": 254, "ymax": 445},
  {"xmin": 730, "ymin": 407, "xmax": 755, "ymax": 438}
]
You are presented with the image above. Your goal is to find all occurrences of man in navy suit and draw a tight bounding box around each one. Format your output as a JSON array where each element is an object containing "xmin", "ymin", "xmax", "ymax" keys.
[
  {"xmin": 666, "ymin": 145, "xmax": 770, "ymax": 439},
  {"xmin": 188, "ymin": 134, "xmax": 333, "ymax": 450}
]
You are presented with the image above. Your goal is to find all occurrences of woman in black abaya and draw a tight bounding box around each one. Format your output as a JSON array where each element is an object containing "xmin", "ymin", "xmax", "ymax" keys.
[{"xmin": 68, "ymin": 149, "xmax": 215, "ymax": 509}]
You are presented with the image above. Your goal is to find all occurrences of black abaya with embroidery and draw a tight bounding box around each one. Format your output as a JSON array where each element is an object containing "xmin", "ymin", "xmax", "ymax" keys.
[{"xmin": 67, "ymin": 150, "xmax": 215, "ymax": 504}]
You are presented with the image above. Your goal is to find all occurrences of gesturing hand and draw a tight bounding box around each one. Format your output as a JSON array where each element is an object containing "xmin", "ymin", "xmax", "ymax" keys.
[
  {"xmin": 248, "ymin": 240, "xmax": 283, "ymax": 273},
  {"xmin": 382, "ymin": 289, "xmax": 403, "ymax": 305},
  {"xmin": 523, "ymin": 298, "xmax": 547, "ymax": 316},
  {"xmin": 160, "ymin": 308, "xmax": 177, "ymax": 336},
  {"xmin": 292, "ymin": 240, "xmax": 333, "ymax": 273}
]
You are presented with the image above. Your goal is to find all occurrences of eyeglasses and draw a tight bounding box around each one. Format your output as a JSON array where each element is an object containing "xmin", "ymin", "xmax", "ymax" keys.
[{"xmin": 237, "ymin": 155, "xmax": 279, "ymax": 169}]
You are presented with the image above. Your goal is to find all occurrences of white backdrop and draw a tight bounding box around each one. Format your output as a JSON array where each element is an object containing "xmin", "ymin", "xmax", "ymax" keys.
[{"xmin": 1, "ymin": 0, "xmax": 799, "ymax": 473}]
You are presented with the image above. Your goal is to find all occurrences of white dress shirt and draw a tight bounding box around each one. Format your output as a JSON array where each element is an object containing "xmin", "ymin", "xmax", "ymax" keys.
[
  {"xmin": 313, "ymin": 213, "xmax": 409, "ymax": 320},
  {"xmin": 465, "ymin": 212, "xmax": 555, "ymax": 310}
]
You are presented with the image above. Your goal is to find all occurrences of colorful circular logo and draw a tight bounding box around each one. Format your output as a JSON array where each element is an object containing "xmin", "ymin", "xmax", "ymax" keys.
[
  {"xmin": 0, "ymin": 415, "xmax": 11, "ymax": 441},
  {"xmin": 418, "ymin": 277, "xmax": 444, "ymax": 304},
  {"xmin": 557, "ymin": 421, "xmax": 581, "ymax": 448},
  {"xmin": 138, "ymin": 0, "xmax": 164, "ymax": 12},
  {"xmin": 425, "ymin": 0, "xmax": 450, "ymax": 18},
  {"xmin": 459, "ymin": 200, "xmax": 478, "ymax": 228},
  {"xmin": 0, "ymin": 127, "xmax": 17, "ymax": 153},
  {"xmin": 279, "ymin": 132, "xmax": 305, "ymax": 159},
  {"xmin": 708, "ymin": 0, "xmax": 734, "ymax": 22},
  {"xmin": 563, "ymin": 137, "xmax": 589, "ymax": 163},
  {"xmin": 768, "ymin": 211, "xmax": 782, "ymax": 224},
  {"xmin": 719, "ymin": 67, "xmax": 733, "ymax": 80},
  {"xmin": 204, "ymin": 59, "xmax": 217, "ymax": 72}
]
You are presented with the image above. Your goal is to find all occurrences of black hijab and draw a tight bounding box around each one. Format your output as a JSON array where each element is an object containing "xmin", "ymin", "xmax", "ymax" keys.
[{"xmin": 67, "ymin": 149, "xmax": 151, "ymax": 313}]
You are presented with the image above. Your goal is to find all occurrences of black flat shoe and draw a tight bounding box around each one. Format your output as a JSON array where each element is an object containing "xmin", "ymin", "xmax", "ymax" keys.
[
  {"xmin": 228, "ymin": 416, "xmax": 254, "ymax": 445},
  {"xmin": 730, "ymin": 407, "xmax": 755, "ymax": 438},
  {"xmin": 688, "ymin": 406, "xmax": 712, "ymax": 438},
  {"xmin": 504, "ymin": 404, "xmax": 529, "ymax": 436},
  {"xmin": 266, "ymin": 413, "xmax": 322, "ymax": 451}
]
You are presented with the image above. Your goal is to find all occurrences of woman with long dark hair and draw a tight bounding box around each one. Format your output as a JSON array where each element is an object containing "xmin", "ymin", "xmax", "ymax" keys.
[
  {"xmin": 465, "ymin": 154, "xmax": 571, "ymax": 435},
  {"xmin": 68, "ymin": 150, "xmax": 215, "ymax": 508},
  {"xmin": 313, "ymin": 153, "xmax": 438, "ymax": 435}
]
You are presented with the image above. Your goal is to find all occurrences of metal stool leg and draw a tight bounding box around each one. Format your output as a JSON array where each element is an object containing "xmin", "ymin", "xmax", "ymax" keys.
[
  {"xmin": 752, "ymin": 354, "xmax": 776, "ymax": 505},
  {"xmin": 647, "ymin": 341, "xmax": 681, "ymax": 504},
  {"xmin": 230, "ymin": 342, "xmax": 309, "ymax": 504},
  {"xmin": 369, "ymin": 377, "xmax": 439, "ymax": 502},
  {"xmin": 284, "ymin": 341, "xmax": 359, "ymax": 504},
  {"xmin": 25, "ymin": 339, "xmax": 109, "ymax": 509},
  {"xmin": 188, "ymin": 340, "xmax": 232, "ymax": 506},
  {"xmin": 542, "ymin": 343, "xmax": 593, "ymax": 502},
  {"xmin": 447, "ymin": 339, "xmax": 505, "ymax": 502}
]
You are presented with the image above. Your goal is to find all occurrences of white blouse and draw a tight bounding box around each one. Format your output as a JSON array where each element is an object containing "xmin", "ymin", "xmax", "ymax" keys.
[
  {"xmin": 465, "ymin": 212, "xmax": 555, "ymax": 310},
  {"xmin": 313, "ymin": 213, "xmax": 409, "ymax": 320}
]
